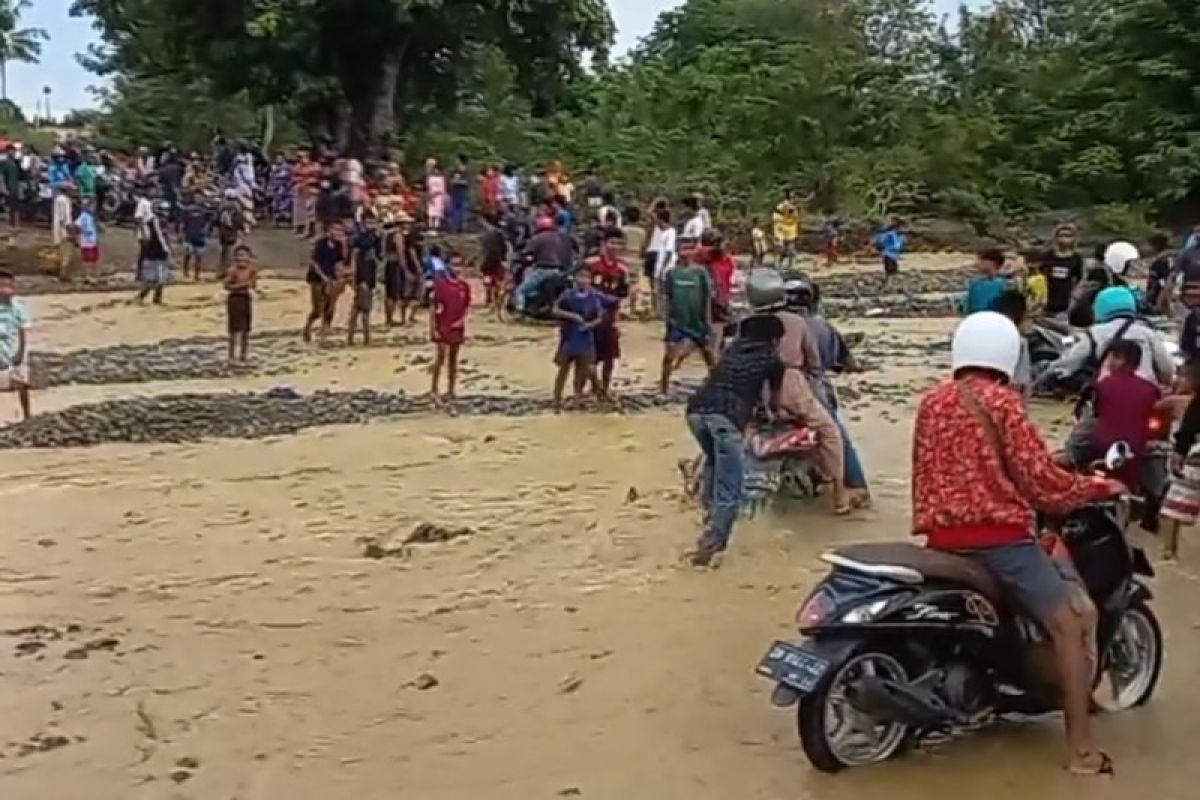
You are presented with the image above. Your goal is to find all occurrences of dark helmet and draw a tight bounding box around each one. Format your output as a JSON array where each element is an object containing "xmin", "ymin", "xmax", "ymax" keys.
[
  {"xmin": 783, "ymin": 274, "xmax": 816, "ymax": 310},
  {"xmin": 700, "ymin": 227, "xmax": 723, "ymax": 248}
]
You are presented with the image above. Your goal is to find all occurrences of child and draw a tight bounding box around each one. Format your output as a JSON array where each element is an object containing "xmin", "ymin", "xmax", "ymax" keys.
[
  {"xmin": 661, "ymin": 247, "xmax": 716, "ymax": 394},
  {"xmin": 304, "ymin": 220, "xmax": 347, "ymax": 342},
  {"xmin": 822, "ymin": 218, "xmax": 841, "ymax": 266},
  {"xmin": 348, "ymin": 213, "xmax": 382, "ymax": 346},
  {"xmin": 964, "ymin": 248, "xmax": 1009, "ymax": 314},
  {"xmin": 0, "ymin": 269, "xmax": 31, "ymax": 420},
  {"xmin": 224, "ymin": 244, "xmax": 258, "ymax": 362},
  {"xmin": 552, "ymin": 264, "xmax": 605, "ymax": 411},
  {"xmin": 430, "ymin": 264, "xmax": 471, "ymax": 407},
  {"xmin": 750, "ymin": 219, "xmax": 768, "ymax": 268},
  {"xmin": 1092, "ymin": 339, "xmax": 1161, "ymax": 492},
  {"xmin": 179, "ymin": 193, "xmax": 211, "ymax": 280},
  {"xmin": 74, "ymin": 199, "xmax": 101, "ymax": 282},
  {"xmin": 589, "ymin": 232, "xmax": 630, "ymax": 400}
]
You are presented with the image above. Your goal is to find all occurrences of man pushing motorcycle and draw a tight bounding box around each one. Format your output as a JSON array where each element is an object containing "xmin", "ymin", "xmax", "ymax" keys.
[{"xmin": 913, "ymin": 312, "xmax": 1124, "ymax": 775}]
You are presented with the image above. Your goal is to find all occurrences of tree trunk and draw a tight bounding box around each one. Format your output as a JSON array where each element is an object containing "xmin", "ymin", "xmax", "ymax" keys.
[
  {"xmin": 367, "ymin": 48, "xmax": 403, "ymax": 160},
  {"xmin": 261, "ymin": 104, "xmax": 276, "ymax": 155},
  {"xmin": 333, "ymin": 97, "xmax": 353, "ymax": 155}
]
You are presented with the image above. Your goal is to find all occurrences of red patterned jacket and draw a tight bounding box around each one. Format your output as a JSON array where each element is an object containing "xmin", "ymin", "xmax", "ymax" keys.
[{"xmin": 912, "ymin": 374, "xmax": 1111, "ymax": 550}]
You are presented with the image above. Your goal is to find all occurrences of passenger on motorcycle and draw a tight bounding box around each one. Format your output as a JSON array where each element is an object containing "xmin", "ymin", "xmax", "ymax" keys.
[
  {"xmin": 749, "ymin": 270, "xmax": 850, "ymax": 514},
  {"xmin": 1052, "ymin": 286, "xmax": 1174, "ymax": 387},
  {"xmin": 783, "ymin": 277, "xmax": 871, "ymax": 503},
  {"xmin": 913, "ymin": 311, "xmax": 1123, "ymax": 775}
]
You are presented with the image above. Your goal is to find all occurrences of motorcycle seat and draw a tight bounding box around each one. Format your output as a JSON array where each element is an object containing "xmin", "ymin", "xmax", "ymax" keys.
[{"xmin": 823, "ymin": 542, "xmax": 1004, "ymax": 606}]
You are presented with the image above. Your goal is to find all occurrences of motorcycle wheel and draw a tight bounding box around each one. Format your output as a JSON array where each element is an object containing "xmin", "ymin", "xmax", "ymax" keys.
[
  {"xmin": 1093, "ymin": 599, "xmax": 1163, "ymax": 711},
  {"xmin": 797, "ymin": 647, "xmax": 910, "ymax": 772}
]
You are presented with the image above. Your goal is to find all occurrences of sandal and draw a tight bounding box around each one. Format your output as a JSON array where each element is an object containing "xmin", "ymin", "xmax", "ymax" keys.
[{"xmin": 1067, "ymin": 750, "xmax": 1114, "ymax": 777}]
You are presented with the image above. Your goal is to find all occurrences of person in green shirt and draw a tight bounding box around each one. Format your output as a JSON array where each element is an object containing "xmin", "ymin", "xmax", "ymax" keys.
[
  {"xmin": 660, "ymin": 248, "xmax": 716, "ymax": 393},
  {"xmin": 75, "ymin": 154, "xmax": 98, "ymax": 202},
  {"xmin": 0, "ymin": 146, "xmax": 22, "ymax": 226}
]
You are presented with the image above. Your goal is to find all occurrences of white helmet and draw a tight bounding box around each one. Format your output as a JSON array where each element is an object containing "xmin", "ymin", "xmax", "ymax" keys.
[
  {"xmin": 951, "ymin": 311, "xmax": 1021, "ymax": 381},
  {"xmin": 1104, "ymin": 241, "xmax": 1140, "ymax": 275}
]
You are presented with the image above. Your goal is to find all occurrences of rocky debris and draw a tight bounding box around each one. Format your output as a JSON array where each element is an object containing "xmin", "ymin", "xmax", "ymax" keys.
[
  {"xmin": 816, "ymin": 267, "xmax": 973, "ymax": 301},
  {"xmin": 14, "ymin": 732, "xmax": 72, "ymax": 757},
  {"xmin": 825, "ymin": 294, "xmax": 959, "ymax": 320},
  {"xmin": 0, "ymin": 385, "xmax": 701, "ymax": 450},
  {"xmin": 558, "ymin": 674, "xmax": 584, "ymax": 694},
  {"xmin": 412, "ymin": 672, "xmax": 439, "ymax": 691},
  {"xmin": 63, "ymin": 636, "xmax": 120, "ymax": 660},
  {"xmin": 405, "ymin": 522, "xmax": 474, "ymax": 545},
  {"xmin": 169, "ymin": 769, "xmax": 194, "ymax": 783},
  {"xmin": 17, "ymin": 273, "xmax": 141, "ymax": 296},
  {"xmin": 359, "ymin": 535, "xmax": 409, "ymax": 560}
]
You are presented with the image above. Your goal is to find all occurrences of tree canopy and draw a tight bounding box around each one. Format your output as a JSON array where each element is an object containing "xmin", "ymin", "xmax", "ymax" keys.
[{"xmin": 74, "ymin": 0, "xmax": 1200, "ymax": 225}]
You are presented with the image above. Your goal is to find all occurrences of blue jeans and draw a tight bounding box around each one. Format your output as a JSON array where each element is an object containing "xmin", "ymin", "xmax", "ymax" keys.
[
  {"xmin": 449, "ymin": 188, "xmax": 469, "ymax": 232},
  {"xmin": 813, "ymin": 376, "xmax": 869, "ymax": 490},
  {"xmin": 687, "ymin": 413, "xmax": 744, "ymax": 550}
]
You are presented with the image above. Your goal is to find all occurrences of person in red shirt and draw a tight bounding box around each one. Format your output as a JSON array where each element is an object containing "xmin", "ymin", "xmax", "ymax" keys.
[
  {"xmin": 480, "ymin": 165, "xmax": 501, "ymax": 221},
  {"xmin": 701, "ymin": 228, "xmax": 736, "ymax": 350},
  {"xmin": 1091, "ymin": 339, "xmax": 1162, "ymax": 490},
  {"xmin": 430, "ymin": 266, "xmax": 472, "ymax": 407},
  {"xmin": 912, "ymin": 311, "xmax": 1122, "ymax": 776},
  {"xmin": 587, "ymin": 229, "xmax": 631, "ymax": 399}
]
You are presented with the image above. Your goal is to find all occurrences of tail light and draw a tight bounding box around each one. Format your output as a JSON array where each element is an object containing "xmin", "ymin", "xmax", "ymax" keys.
[
  {"xmin": 1147, "ymin": 412, "xmax": 1169, "ymax": 440},
  {"xmin": 796, "ymin": 590, "xmax": 836, "ymax": 630}
]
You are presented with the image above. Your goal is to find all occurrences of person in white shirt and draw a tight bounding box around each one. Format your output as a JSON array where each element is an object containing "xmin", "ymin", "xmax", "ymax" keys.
[
  {"xmin": 51, "ymin": 187, "xmax": 73, "ymax": 273},
  {"xmin": 680, "ymin": 194, "xmax": 707, "ymax": 259},
  {"xmin": 647, "ymin": 207, "xmax": 676, "ymax": 315}
]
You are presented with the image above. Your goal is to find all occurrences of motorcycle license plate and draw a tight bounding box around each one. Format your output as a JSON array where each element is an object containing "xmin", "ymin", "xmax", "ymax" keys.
[{"xmin": 756, "ymin": 641, "xmax": 831, "ymax": 693}]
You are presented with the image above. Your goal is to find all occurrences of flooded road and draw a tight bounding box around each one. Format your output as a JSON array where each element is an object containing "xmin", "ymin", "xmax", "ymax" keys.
[{"xmin": 2, "ymin": 264, "xmax": 1198, "ymax": 799}]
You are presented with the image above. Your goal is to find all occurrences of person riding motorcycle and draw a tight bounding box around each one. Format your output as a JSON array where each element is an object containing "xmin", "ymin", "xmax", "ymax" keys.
[
  {"xmin": 1050, "ymin": 286, "xmax": 1174, "ymax": 387},
  {"xmin": 781, "ymin": 274, "xmax": 871, "ymax": 503},
  {"xmin": 912, "ymin": 311, "xmax": 1123, "ymax": 775},
  {"xmin": 746, "ymin": 269, "xmax": 851, "ymax": 514}
]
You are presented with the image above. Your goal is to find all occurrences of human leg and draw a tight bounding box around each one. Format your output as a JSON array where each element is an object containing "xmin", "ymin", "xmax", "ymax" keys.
[
  {"xmin": 694, "ymin": 414, "xmax": 745, "ymax": 564},
  {"xmin": 446, "ymin": 343, "xmax": 461, "ymax": 399}
]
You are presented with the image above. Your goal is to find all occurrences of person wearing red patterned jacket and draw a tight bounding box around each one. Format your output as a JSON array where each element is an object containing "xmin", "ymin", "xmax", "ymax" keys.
[{"xmin": 912, "ymin": 311, "xmax": 1123, "ymax": 776}]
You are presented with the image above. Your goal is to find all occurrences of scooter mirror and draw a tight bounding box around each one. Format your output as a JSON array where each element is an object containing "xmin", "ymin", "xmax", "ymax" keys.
[{"xmin": 1105, "ymin": 441, "xmax": 1134, "ymax": 472}]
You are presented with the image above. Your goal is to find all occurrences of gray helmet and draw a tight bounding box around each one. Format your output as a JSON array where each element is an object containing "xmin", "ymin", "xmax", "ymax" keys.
[{"xmin": 745, "ymin": 268, "xmax": 787, "ymax": 312}]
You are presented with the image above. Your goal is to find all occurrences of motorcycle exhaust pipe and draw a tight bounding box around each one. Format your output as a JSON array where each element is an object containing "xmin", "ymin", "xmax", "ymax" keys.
[{"xmin": 847, "ymin": 677, "xmax": 958, "ymax": 729}]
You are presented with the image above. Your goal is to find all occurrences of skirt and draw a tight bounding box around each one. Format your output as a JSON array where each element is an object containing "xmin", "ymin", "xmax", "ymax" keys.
[
  {"xmin": 1162, "ymin": 450, "xmax": 1200, "ymax": 525},
  {"xmin": 227, "ymin": 291, "xmax": 253, "ymax": 334}
]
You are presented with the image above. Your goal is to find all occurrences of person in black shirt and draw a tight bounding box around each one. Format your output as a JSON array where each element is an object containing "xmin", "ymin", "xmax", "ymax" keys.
[
  {"xmin": 1145, "ymin": 232, "xmax": 1173, "ymax": 313},
  {"xmin": 1042, "ymin": 224, "xmax": 1084, "ymax": 316},
  {"xmin": 348, "ymin": 213, "xmax": 383, "ymax": 346},
  {"xmin": 478, "ymin": 216, "xmax": 508, "ymax": 310},
  {"xmin": 304, "ymin": 220, "xmax": 347, "ymax": 342},
  {"xmin": 684, "ymin": 313, "xmax": 786, "ymax": 566}
]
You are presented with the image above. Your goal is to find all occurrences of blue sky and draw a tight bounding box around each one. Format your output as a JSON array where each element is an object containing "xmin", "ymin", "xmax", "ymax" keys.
[{"xmin": 13, "ymin": 0, "xmax": 974, "ymax": 117}]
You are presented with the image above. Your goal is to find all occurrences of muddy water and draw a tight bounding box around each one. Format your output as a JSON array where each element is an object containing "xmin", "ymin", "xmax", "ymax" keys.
[{"xmin": 3, "ymin": 267, "xmax": 1199, "ymax": 800}]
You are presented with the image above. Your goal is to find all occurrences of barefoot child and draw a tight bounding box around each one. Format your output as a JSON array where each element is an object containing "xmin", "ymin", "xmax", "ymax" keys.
[
  {"xmin": 589, "ymin": 230, "xmax": 630, "ymax": 399},
  {"xmin": 0, "ymin": 270, "xmax": 31, "ymax": 419},
  {"xmin": 553, "ymin": 264, "xmax": 605, "ymax": 411},
  {"xmin": 349, "ymin": 212, "xmax": 382, "ymax": 346},
  {"xmin": 430, "ymin": 265, "xmax": 471, "ymax": 405},
  {"xmin": 224, "ymin": 245, "xmax": 257, "ymax": 361},
  {"xmin": 74, "ymin": 199, "xmax": 101, "ymax": 282},
  {"xmin": 661, "ymin": 247, "xmax": 716, "ymax": 394},
  {"xmin": 304, "ymin": 220, "xmax": 347, "ymax": 342}
]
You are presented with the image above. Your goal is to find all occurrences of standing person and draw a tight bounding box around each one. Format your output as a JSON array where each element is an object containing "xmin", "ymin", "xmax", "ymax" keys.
[
  {"xmin": 583, "ymin": 165, "xmax": 605, "ymax": 217},
  {"xmin": 224, "ymin": 244, "xmax": 258, "ymax": 362},
  {"xmin": 304, "ymin": 220, "xmax": 347, "ymax": 342},
  {"xmin": 0, "ymin": 270, "xmax": 31, "ymax": 419},
  {"xmin": 646, "ymin": 207, "xmax": 676, "ymax": 315},
  {"xmin": 552, "ymin": 264, "xmax": 605, "ymax": 412},
  {"xmin": 401, "ymin": 216, "xmax": 425, "ymax": 325},
  {"xmin": 51, "ymin": 186, "xmax": 73, "ymax": 276},
  {"xmin": 449, "ymin": 155, "xmax": 471, "ymax": 233},
  {"xmin": 661, "ymin": 247, "xmax": 717, "ymax": 394},
  {"xmin": 269, "ymin": 154, "xmax": 294, "ymax": 227},
  {"xmin": 293, "ymin": 150, "xmax": 320, "ymax": 238},
  {"xmin": 74, "ymin": 199, "xmax": 101, "ymax": 282},
  {"xmin": 500, "ymin": 164, "xmax": 520, "ymax": 210},
  {"xmin": 157, "ymin": 153, "xmax": 185, "ymax": 222},
  {"xmin": 430, "ymin": 265, "xmax": 471, "ymax": 407},
  {"xmin": 75, "ymin": 152, "xmax": 98, "ymax": 207},
  {"xmin": 589, "ymin": 230, "xmax": 631, "ymax": 399},
  {"xmin": 822, "ymin": 217, "xmax": 841, "ymax": 266},
  {"xmin": 751, "ymin": 218, "xmax": 768, "ymax": 268},
  {"xmin": 680, "ymin": 194, "xmax": 707, "ymax": 260},
  {"xmin": 619, "ymin": 206, "xmax": 647, "ymax": 312},
  {"xmin": 348, "ymin": 212, "xmax": 383, "ymax": 346},
  {"xmin": 964, "ymin": 248, "xmax": 1010, "ymax": 314},
  {"xmin": 684, "ymin": 312, "xmax": 787, "ymax": 566},
  {"xmin": 1144, "ymin": 232, "xmax": 1173, "ymax": 313},
  {"xmin": 1, "ymin": 146, "xmax": 21, "ymax": 226},
  {"xmin": 702, "ymin": 229, "xmax": 736, "ymax": 350},
  {"xmin": 478, "ymin": 215, "xmax": 507, "ymax": 311},
  {"xmin": 136, "ymin": 210, "xmax": 172, "ymax": 305},
  {"xmin": 179, "ymin": 192, "xmax": 212, "ymax": 281},
  {"xmin": 772, "ymin": 199, "xmax": 800, "ymax": 268},
  {"xmin": 383, "ymin": 215, "xmax": 407, "ymax": 327},
  {"xmin": 425, "ymin": 164, "xmax": 447, "ymax": 232},
  {"xmin": 216, "ymin": 190, "xmax": 245, "ymax": 279},
  {"xmin": 480, "ymin": 165, "xmax": 501, "ymax": 221},
  {"xmin": 912, "ymin": 311, "xmax": 1121, "ymax": 776},
  {"xmin": 1043, "ymin": 223, "xmax": 1084, "ymax": 318},
  {"xmin": 875, "ymin": 218, "xmax": 905, "ymax": 283}
]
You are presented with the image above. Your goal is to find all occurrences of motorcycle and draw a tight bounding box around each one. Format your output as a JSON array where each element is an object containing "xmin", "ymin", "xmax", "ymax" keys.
[{"xmin": 755, "ymin": 443, "xmax": 1162, "ymax": 772}]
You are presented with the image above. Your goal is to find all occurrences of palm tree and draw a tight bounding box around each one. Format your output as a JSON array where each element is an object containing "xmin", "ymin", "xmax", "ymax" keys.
[{"xmin": 0, "ymin": 0, "xmax": 48, "ymax": 102}]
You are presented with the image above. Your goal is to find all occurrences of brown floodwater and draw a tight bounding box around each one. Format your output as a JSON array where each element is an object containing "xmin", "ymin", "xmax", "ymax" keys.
[{"xmin": 2, "ymin": 259, "xmax": 1198, "ymax": 800}]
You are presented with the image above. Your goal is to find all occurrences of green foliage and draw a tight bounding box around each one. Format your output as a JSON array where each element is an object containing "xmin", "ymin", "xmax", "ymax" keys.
[{"xmin": 0, "ymin": 0, "xmax": 49, "ymax": 100}]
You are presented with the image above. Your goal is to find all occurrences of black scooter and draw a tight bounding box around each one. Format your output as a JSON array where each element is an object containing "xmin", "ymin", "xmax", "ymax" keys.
[{"xmin": 756, "ymin": 444, "xmax": 1163, "ymax": 772}]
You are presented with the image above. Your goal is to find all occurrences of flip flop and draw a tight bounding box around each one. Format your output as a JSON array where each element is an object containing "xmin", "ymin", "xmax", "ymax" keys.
[{"xmin": 1067, "ymin": 751, "xmax": 1114, "ymax": 777}]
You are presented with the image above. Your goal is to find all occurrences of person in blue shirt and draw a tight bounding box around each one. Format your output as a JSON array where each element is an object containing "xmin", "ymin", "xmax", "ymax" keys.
[
  {"xmin": 48, "ymin": 153, "xmax": 72, "ymax": 190},
  {"xmin": 552, "ymin": 264, "xmax": 606, "ymax": 411},
  {"xmin": 964, "ymin": 248, "xmax": 1010, "ymax": 314},
  {"xmin": 874, "ymin": 218, "xmax": 905, "ymax": 282}
]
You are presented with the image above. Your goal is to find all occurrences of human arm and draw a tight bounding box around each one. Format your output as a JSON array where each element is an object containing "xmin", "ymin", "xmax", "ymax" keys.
[
  {"xmin": 552, "ymin": 293, "xmax": 584, "ymax": 324},
  {"xmin": 1148, "ymin": 330, "xmax": 1176, "ymax": 386},
  {"xmin": 12, "ymin": 308, "xmax": 27, "ymax": 366}
]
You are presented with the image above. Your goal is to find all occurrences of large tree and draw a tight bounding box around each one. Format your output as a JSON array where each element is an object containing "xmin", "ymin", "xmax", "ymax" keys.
[
  {"xmin": 0, "ymin": 0, "xmax": 48, "ymax": 101},
  {"xmin": 75, "ymin": 0, "xmax": 613, "ymax": 156}
]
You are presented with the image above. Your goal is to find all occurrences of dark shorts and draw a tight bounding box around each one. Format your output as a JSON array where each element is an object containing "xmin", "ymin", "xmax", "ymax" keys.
[
  {"xmin": 354, "ymin": 284, "xmax": 374, "ymax": 312},
  {"xmin": 481, "ymin": 258, "xmax": 505, "ymax": 284},
  {"xmin": 643, "ymin": 252, "xmax": 658, "ymax": 280},
  {"xmin": 594, "ymin": 324, "xmax": 620, "ymax": 362},
  {"xmin": 883, "ymin": 255, "xmax": 899, "ymax": 275},
  {"xmin": 384, "ymin": 262, "xmax": 404, "ymax": 301},
  {"xmin": 227, "ymin": 291, "xmax": 252, "ymax": 334},
  {"xmin": 555, "ymin": 341, "xmax": 596, "ymax": 367},
  {"xmin": 665, "ymin": 326, "xmax": 710, "ymax": 348},
  {"xmin": 956, "ymin": 540, "xmax": 1077, "ymax": 626},
  {"xmin": 711, "ymin": 300, "xmax": 731, "ymax": 324}
]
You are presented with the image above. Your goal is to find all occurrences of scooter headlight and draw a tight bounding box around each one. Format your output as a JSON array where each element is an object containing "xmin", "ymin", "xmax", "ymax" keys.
[{"xmin": 840, "ymin": 599, "xmax": 889, "ymax": 624}]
